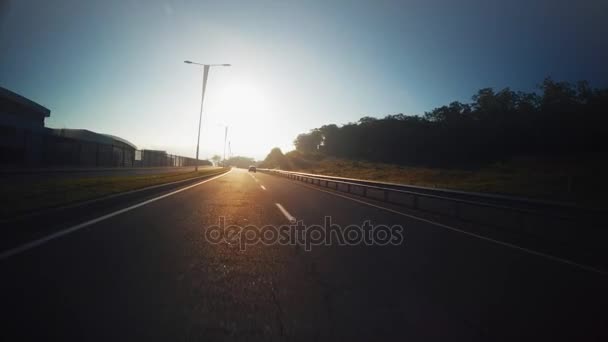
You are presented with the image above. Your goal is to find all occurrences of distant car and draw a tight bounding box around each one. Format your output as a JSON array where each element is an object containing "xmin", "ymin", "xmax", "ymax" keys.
[{"xmin": 248, "ymin": 166, "xmax": 257, "ymax": 172}]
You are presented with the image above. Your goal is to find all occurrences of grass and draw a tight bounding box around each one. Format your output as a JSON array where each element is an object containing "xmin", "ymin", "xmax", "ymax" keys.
[
  {"xmin": 0, "ymin": 167, "xmax": 228, "ymax": 219},
  {"xmin": 290, "ymin": 156, "xmax": 608, "ymax": 209}
]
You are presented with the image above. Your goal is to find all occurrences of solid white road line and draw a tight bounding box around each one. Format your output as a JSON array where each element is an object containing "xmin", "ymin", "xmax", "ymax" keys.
[
  {"xmin": 260, "ymin": 185, "xmax": 267, "ymax": 190},
  {"xmin": 275, "ymin": 203, "xmax": 296, "ymax": 223},
  {"xmin": 292, "ymin": 180, "xmax": 607, "ymax": 276},
  {"xmin": 0, "ymin": 170, "xmax": 231, "ymax": 261}
]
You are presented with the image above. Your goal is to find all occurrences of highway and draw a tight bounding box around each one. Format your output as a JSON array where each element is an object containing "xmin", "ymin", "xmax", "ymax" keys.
[{"xmin": 1, "ymin": 168, "xmax": 606, "ymax": 341}]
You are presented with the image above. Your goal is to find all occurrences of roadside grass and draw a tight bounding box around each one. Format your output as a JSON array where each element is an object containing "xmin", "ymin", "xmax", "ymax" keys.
[
  {"xmin": 293, "ymin": 157, "xmax": 607, "ymax": 209},
  {"xmin": 0, "ymin": 167, "xmax": 227, "ymax": 219}
]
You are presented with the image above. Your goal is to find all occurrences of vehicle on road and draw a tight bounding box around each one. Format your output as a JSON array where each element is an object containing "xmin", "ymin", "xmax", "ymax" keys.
[{"xmin": 248, "ymin": 166, "xmax": 257, "ymax": 172}]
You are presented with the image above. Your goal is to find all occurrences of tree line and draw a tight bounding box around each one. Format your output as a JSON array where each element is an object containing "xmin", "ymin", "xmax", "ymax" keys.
[
  {"xmin": 292, "ymin": 78, "xmax": 608, "ymax": 167},
  {"xmin": 224, "ymin": 156, "xmax": 256, "ymax": 168}
]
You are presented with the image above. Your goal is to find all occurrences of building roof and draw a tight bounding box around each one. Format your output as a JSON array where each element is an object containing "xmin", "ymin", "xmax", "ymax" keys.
[
  {"xmin": 52, "ymin": 129, "xmax": 137, "ymax": 150},
  {"xmin": 0, "ymin": 86, "xmax": 51, "ymax": 117},
  {"xmin": 140, "ymin": 149, "xmax": 167, "ymax": 153}
]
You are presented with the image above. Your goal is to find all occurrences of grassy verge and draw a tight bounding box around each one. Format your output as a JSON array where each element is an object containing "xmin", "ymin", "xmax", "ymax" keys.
[
  {"xmin": 292, "ymin": 157, "xmax": 607, "ymax": 209},
  {"xmin": 1, "ymin": 167, "xmax": 228, "ymax": 219}
]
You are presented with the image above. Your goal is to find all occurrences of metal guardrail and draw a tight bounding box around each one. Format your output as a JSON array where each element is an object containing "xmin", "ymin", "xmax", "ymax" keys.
[
  {"xmin": 265, "ymin": 170, "xmax": 601, "ymax": 214},
  {"xmin": 258, "ymin": 168, "xmax": 604, "ymax": 244}
]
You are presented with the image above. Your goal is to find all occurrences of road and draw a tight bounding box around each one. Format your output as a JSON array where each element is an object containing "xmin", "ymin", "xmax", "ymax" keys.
[{"xmin": 1, "ymin": 168, "xmax": 606, "ymax": 341}]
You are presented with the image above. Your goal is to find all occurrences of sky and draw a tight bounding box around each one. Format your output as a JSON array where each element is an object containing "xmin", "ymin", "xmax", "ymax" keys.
[{"xmin": 1, "ymin": 0, "xmax": 607, "ymax": 160}]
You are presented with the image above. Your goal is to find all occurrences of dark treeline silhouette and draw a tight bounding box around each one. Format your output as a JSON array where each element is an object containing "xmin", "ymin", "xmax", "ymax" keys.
[
  {"xmin": 224, "ymin": 156, "xmax": 256, "ymax": 168},
  {"xmin": 293, "ymin": 78, "xmax": 608, "ymax": 167},
  {"xmin": 261, "ymin": 148, "xmax": 291, "ymax": 169}
]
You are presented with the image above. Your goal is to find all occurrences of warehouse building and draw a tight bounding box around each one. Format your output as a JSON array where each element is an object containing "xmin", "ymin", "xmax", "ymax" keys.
[
  {"xmin": 0, "ymin": 87, "xmax": 50, "ymax": 165},
  {"xmin": 0, "ymin": 86, "xmax": 136, "ymax": 167},
  {"xmin": 48, "ymin": 129, "xmax": 137, "ymax": 167}
]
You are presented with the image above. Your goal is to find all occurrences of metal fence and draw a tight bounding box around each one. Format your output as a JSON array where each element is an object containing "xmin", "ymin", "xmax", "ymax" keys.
[{"xmin": 134, "ymin": 150, "xmax": 207, "ymax": 167}]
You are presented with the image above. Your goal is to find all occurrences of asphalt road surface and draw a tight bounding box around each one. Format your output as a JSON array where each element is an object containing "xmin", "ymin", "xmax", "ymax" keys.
[{"xmin": 1, "ymin": 168, "xmax": 606, "ymax": 341}]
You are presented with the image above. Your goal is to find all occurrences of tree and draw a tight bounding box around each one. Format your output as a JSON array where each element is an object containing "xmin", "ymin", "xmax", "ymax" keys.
[
  {"xmin": 260, "ymin": 148, "xmax": 291, "ymax": 170},
  {"xmin": 267, "ymin": 77, "xmax": 608, "ymax": 168},
  {"xmin": 211, "ymin": 154, "xmax": 221, "ymax": 166},
  {"xmin": 294, "ymin": 130, "xmax": 323, "ymax": 153},
  {"xmin": 224, "ymin": 156, "xmax": 255, "ymax": 168}
]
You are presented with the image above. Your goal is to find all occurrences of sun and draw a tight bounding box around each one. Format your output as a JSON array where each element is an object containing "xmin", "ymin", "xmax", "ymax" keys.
[{"xmin": 205, "ymin": 79, "xmax": 279, "ymax": 158}]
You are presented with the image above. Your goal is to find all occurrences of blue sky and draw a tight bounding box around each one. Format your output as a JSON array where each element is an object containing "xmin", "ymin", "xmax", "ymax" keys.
[{"xmin": 1, "ymin": 0, "xmax": 607, "ymax": 159}]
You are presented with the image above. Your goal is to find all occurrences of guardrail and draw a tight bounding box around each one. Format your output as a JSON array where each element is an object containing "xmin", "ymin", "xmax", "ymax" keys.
[{"xmin": 258, "ymin": 168, "xmax": 605, "ymax": 247}]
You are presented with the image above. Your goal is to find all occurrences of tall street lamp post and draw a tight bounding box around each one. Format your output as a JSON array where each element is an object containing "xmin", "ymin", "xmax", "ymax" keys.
[
  {"xmin": 223, "ymin": 125, "xmax": 228, "ymax": 166},
  {"xmin": 184, "ymin": 61, "xmax": 230, "ymax": 171}
]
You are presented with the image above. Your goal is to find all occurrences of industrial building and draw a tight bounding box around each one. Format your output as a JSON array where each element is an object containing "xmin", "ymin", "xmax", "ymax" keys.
[
  {"xmin": 48, "ymin": 129, "xmax": 137, "ymax": 167},
  {"xmin": 0, "ymin": 86, "xmax": 210, "ymax": 168},
  {"xmin": 0, "ymin": 86, "xmax": 136, "ymax": 167},
  {"xmin": 0, "ymin": 87, "xmax": 51, "ymax": 165}
]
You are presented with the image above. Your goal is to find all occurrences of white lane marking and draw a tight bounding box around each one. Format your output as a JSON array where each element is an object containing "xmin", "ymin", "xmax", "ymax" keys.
[
  {"xmin": 275, "ymin": 203, "xmax": 296, "ymax": 223},
  {"xmin": 248, "ymin": 172, "xmax": 259, "ymax": 182},
  {"xmin": 292, "ymin": 180, "xmax": 607, "ymax": 276},
  {"xmin": 260, "ymin": 185, "xmax": 267, "ymax": 190},
  {"xmin": 0, "ymin": 170, "xmax": 231, "ymax": 261}
]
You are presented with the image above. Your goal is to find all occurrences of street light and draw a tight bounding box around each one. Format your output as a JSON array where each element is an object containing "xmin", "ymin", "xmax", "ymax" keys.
[
  {"xmin": 216, "ymin": 123, "xmax": 229, "ymax": 166},
  {"xmin": 223, "ymin": 127, "xmax": 228, "ymax": 163},
  {"xmin": 184, "ymin": 60, "xmax": 230, "ymax": 171}
]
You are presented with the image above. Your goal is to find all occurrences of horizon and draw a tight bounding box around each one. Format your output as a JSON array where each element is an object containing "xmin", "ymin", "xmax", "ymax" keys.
[
  {"xmin": 1, "ymin": 0, "xmax": 607, "ymax": 160},
  {"xmin": 2, "ymin": 1, "xmax": 608, "ymax": 339}
]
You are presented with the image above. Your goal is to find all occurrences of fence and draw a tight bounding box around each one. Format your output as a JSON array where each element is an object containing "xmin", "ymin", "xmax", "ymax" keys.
[{"xmin": 134, "ymin": 150, "xmax": 208, "ymax": 167}]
